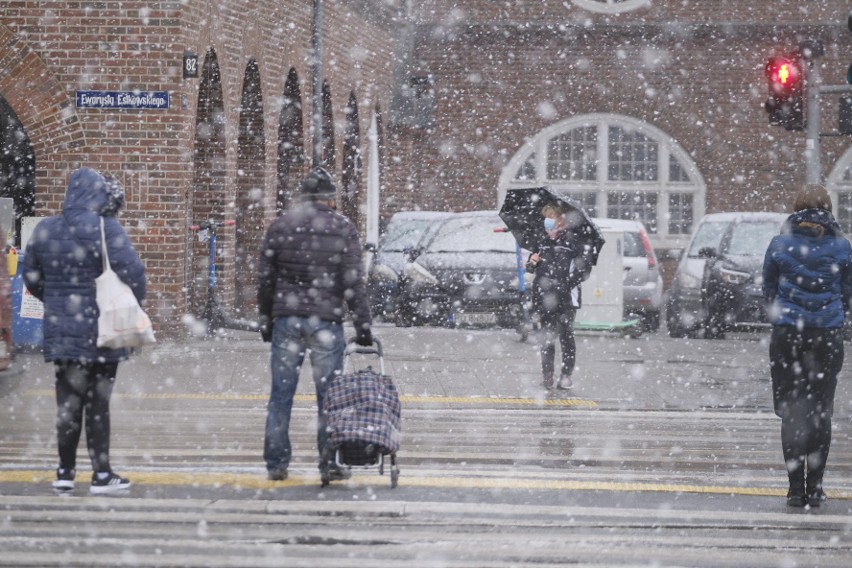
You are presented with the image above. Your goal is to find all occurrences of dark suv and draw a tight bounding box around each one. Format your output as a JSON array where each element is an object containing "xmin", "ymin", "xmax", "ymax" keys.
[
  {"xmin": 667, "ymin": 212, "xmax": 788, "ymax": 338},
  {"xmin": 395, "ymin": 211, "xmax": 526, "ymax": 328}
]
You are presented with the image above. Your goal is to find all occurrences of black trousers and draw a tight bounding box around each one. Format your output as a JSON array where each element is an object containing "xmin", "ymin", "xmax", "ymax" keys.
[
  {"xmin": 539, "ymin": 308, "xmax": 577, "ymax": 379},
  {"xmin": 769, "ymin": 326, "xmax": 842, "ymax": 493},
  {"xmin": 54, "ymin": 361, "xmax": 119, "ymax": 473}
]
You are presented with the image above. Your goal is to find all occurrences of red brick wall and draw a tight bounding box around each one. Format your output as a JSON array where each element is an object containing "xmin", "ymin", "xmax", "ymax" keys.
[{"xmin": 0, "ymin": 1, "xmax": 401, "ymax": 336}]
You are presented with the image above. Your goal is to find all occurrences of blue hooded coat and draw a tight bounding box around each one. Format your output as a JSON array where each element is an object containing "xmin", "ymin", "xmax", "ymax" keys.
[
  {"xmin": 762, "ymin": 208, "xmax": 852, "ymax": 329},
  {"xmin": 24, "ymin": 168, "xmax": 147, "ymax": 362}
]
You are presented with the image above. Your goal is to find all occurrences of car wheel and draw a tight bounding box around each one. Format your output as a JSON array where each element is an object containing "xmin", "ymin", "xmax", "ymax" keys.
[
  {"xmin": 395, "ymin": 300, "xmax": 415, "ymax": 327},
  {"xmin": 666, "ymin": 302, "xmax": 687, "ymax": 338},
  {"xmin": 642, "ymin": 310, "xmax": 661, "ymax": 332}
]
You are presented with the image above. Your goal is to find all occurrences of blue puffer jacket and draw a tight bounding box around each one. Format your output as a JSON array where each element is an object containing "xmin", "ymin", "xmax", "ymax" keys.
[
  {"xmin": 762, "ymin": 208, "xmax": 852, "ymax": 329},
  {"xmin": 24, "ymin": 167, "xmax": 147, "ymax": 363}
]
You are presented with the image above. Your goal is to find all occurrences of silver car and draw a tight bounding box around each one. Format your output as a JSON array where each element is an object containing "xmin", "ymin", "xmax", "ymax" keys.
[
  {"xmin": 592, "ymin": 218, "xmax": 663, "ymax": 331},
  {"xmin": 666, "ymin": 211, "xmax": 788, "ymax": 338}
]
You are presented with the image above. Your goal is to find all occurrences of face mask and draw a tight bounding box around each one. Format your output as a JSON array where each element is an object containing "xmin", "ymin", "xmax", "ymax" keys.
[{"xmin": 543, "ymin": 218, "xmax": 556, "ymax": 231}]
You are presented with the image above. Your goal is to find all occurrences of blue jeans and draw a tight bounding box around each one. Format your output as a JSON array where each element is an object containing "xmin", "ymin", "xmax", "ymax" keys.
[{"xmin": 264, "ymin": 316, "xmax": 345, "ymax": 472}]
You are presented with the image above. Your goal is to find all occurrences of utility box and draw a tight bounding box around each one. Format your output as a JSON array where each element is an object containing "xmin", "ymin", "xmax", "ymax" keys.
[{"xmin": 577, "ymin": 229, "xmax": 632, "ymax": 332}]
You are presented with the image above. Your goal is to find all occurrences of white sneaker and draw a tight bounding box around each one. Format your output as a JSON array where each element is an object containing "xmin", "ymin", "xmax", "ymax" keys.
[
  {"xmin": 556, "ymin": 376, "xmax": 573, "ymax": 390},
  {"xmin": 90, "ymin": 472, "xmax": 131, "ymax": 494},
  {"xmin": 52, "ymin": 468, "xmax": 76, "ymax": 491}
]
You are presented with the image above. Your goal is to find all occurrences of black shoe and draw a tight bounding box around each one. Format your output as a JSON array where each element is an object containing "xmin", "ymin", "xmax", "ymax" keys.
[
  {"xmin": 786, "ymin": 490, "xmax": 806, "ymax": 508},
  {"xmin": 52, "ymin": 467, "xmax": 76, "ymax": 491},
  {"xmin": 90, "ymin": 471, "xmax": 131, "ymax": 494},
  {"xmin": 542, "ymin": 376, "xmax": 554, "ymax": 389},
  {"xmin": 328, "ymin": 465, "xmax": 352, "ymax": 481},
  {"xmin": 807, "ymin": 489, "xmax": 826, "ymax": 508},
  {"xmin": 267, "ymin": 468, "xmax": 288, "ymax": 481}
]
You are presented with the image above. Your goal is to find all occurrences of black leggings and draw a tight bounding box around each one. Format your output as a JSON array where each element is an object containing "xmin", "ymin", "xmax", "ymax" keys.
[
  {"xmin": 539, "ymin": 309, "xmax": 577, "ymax": 379},
  {"xmin": 769, "ymin": 326, "xmax": 842, "ymax": 493},
  {"xmin": 54, "ymin": 361, "xmax": 118, "ymax": 473}
]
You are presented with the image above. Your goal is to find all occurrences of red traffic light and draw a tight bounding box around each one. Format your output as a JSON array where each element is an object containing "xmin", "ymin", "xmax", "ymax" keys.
[{"xmin": 766, "ymin": 56, "xmax": 802, "ymax": 94}]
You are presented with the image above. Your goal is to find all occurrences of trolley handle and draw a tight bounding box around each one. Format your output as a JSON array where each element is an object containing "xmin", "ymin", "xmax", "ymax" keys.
[{"xmin": 344, "ymin": 337, "xmax": 384, "ymax": 374}]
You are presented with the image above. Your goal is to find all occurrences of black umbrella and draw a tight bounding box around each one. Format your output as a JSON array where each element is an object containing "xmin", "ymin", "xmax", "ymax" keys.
[{"xmin": 499, "ymin": 186, "xmax": 605, "ymax": 263}]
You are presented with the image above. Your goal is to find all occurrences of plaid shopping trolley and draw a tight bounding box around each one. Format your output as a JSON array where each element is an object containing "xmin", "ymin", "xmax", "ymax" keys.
[{"xmin": 321, "ymin": 338, "xmax": 400, "ymax": 487}]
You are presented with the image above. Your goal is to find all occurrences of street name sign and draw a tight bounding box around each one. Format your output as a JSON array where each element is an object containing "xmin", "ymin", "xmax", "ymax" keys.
[{"xmin": 75, "ymin": 91, "xmax": 170, "ymax": 110}]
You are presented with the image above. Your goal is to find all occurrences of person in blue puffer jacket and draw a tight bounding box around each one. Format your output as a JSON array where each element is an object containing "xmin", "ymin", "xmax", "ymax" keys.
[
  {"xmin": 24, "ymin": 167, "xmax": 146, "ymax": 494},
  {"xmin": 762, "ymin": 183, "xmax": 852, "ymax": 509}
]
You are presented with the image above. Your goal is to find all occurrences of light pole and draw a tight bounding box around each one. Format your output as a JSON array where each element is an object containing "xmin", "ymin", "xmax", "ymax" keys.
[{"xmin": 311, "ymin": 0, "xmax": 324, "ymax": 167}]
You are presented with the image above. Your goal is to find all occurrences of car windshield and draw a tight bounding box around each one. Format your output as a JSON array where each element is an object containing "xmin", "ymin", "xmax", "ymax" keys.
[
  {"xmin": 688, "ymin": 221, "xmax": 728, "ymax": 257},
  {"xmin": 381, "ymin": 219, "xmax": 442, "ymax": 252},
  {"xmin": 427, "ymin": 217, "xmax": 516, "ymax": 253},
  {"xmin": 727, "ymin": 221, "xmax": 782, "ymax": 256}
]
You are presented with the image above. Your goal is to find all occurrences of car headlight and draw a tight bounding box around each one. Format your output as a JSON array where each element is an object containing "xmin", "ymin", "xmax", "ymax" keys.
[
  {"xmin": 720, "ymin": 267, "xmax": 751, "ymax": 285},
  {"xmin": 403, "ymin": 262, "xmax": 438, "ymax": 285},
  {"xmin": 678, "ymin": 272, "xmax": 702, "ymax": 289},
  {"xmin": 370, "ymin": 263, "xmax": 398, "ymax": 283}
]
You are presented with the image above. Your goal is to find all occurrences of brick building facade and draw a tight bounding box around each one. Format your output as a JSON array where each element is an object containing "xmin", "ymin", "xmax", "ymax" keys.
[
  {"xmin": 2, "ymin": 1, "xmax": 852, "ymax": 334},
  {"xmin": 0, "ymin": 0, "xmax": 402, "ymax": 334},
  {"xmin": 390, "ymin": 0, "xmax": 852, "ymax": 256}
]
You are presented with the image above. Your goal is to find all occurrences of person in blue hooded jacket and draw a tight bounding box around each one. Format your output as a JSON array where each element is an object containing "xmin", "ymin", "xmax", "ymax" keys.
[
  {"xmin": 24, "ymin": 167, "xmax": 146, "ymax": 494},
  {"xmin": 762, "ymin": 184, "xmax": 852, "ymax": 508}
]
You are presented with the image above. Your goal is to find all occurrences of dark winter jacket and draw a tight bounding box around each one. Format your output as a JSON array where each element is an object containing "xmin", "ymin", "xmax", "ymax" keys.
[
  {"xmin": 529, "ymin": 226, "xmax": 596, "ymax": 315},
  {"xmin": 256, "ymin": 201, "xmax": 371, "ymax": 333},
  {"xmin": 762, "ymin": 208, "xmax": 852, "ymax": 329},
  {"xmin": 24, "ymin": 167, "xmax": 147, "ymax": 363}
]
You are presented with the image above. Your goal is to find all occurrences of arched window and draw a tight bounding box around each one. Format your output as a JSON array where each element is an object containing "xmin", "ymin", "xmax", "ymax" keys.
[
  {"xmin": 499, "ymin": 114, "xmax": 706, "ymax": 248},
  {"xmin": 235, "ymin": 58, "xmax": 265, "ymax": 316},
  {"xmin": 0, "ymin": 93, "xmax": 35, "ymax": 246},
  {"xmin": 321, "ymin": 80, "xmax": 336, "ymax": 171},
  {"xmin": 571, "ymin": 0, "xmax": 650, "ymax": 14},
  {"xmin": 341, "ymin": 91, "xmax": 362, "ymax": 230},
  {"xmin": 276, "ymin": 68, "xmax": 304, "ymax": 214}
]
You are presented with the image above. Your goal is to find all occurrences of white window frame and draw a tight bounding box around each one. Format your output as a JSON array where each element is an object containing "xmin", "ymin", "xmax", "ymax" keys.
[
  {"xmin": 571, "ymin": 0, "xmax": 651, "ymax": 15},
  {"xmin": 498, "ymin": 113, "xmax": 706, "ymax": 250}
]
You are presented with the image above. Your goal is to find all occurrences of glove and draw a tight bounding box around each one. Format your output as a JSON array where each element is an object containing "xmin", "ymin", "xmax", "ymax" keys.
[
  {"xmin": 355, "ymin": 326, "xmax": 373, "ymax": 347},
  {"xmin": 260, "ymin": 320, "xmax": 273, "ymax": 343}
]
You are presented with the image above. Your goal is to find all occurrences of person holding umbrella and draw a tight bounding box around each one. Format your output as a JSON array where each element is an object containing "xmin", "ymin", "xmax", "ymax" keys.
[{"xmin": 526, "ymin": 204, "xmax": 598, "ymax": 390}]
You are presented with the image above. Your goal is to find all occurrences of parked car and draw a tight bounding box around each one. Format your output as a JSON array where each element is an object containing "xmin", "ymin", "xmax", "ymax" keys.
[
  {"xmin": 366, "ymin": 211, "xmax": 453, "ymax": 319},
  {"xmin": 396, "ymin": 211, "xmax": 527, "ymax": 329},
  {"xmin": 592, "ymin": 218, "xmax": 663, "ymax": 331},
  {"xmin": 666, "ymin": 212, "xmax": 788, "ymax": 338}
]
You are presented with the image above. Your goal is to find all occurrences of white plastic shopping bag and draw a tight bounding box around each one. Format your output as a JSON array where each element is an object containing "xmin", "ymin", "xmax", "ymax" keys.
[{"xmin": 96, "ymin": 217, "xmax": 155, "ymax": 348}]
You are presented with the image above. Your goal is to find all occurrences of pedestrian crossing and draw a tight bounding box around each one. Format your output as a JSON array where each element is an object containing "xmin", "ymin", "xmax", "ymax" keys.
[
  {"xmin": 1, "ymin": 494, "xmax": 852, "ymax": 567},
  {"xmin": 3, "ymin": 389, "xmax": 852, "ymax": 566}
]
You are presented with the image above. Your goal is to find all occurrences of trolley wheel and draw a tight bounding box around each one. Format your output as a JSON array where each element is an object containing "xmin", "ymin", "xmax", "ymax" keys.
[{"xmin": 379, "ymin": 460, "xmax": 385, "ymax": 476}]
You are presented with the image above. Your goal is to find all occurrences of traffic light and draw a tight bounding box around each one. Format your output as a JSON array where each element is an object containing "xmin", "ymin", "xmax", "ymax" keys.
[{"xmin": 764, "ymin": 55, "xmax": 805, "ymax": 131}]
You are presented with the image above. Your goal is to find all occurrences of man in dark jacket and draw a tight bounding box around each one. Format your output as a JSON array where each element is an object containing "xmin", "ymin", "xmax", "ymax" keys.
[
  {"xmin": 24, "ymin": 167, "xmax": 146, "ymax": 494},
  {"xmin": 257, "ymin": 166, "xmax": 373, "ymax": 481},
  {"xmin": 763, "ymin": 184, "xmax": 852, "ymax": 508}
]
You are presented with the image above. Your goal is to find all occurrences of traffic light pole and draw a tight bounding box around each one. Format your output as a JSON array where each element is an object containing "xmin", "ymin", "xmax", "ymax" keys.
[
  {"xmin": 802, "ymin": 53, "xmax": 852, "ymax": 184},
  {"xmin": 805, "ymin": 60, "xmax": 821, "ymax": 184}
]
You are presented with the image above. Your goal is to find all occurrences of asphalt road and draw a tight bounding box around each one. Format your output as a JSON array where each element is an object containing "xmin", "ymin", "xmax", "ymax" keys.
[{"xmin": 1, "ymin": 324, "xmax": 852, "ymax": 566}]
